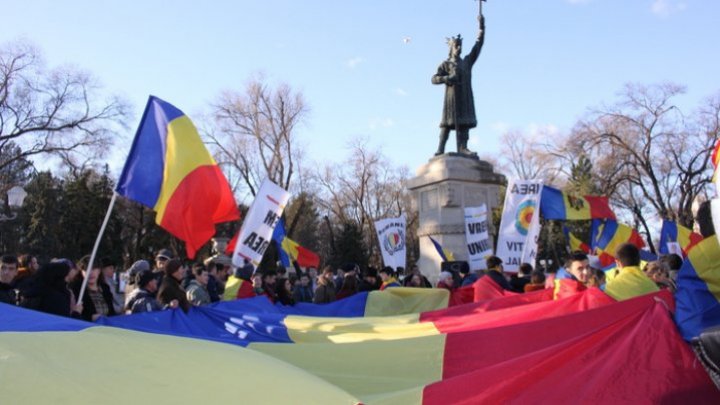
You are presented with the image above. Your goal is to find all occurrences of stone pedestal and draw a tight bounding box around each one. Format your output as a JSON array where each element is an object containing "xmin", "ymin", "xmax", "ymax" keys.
[{"xmin": 408, "ymin": 154, "xmax": 505, "ymax": 283}]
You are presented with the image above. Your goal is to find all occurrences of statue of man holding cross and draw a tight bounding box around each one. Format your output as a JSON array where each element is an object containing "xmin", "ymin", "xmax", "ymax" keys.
[{"xmin": 432, "ymin": 3, "xmax": 486, "ymax": 156}]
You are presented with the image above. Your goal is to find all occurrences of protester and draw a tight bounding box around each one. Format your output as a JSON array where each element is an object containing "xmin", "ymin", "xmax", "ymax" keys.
[
  {"xmin": 586, "ymin": 269, "xmax": 607, "ymax": 290},
  {"xmin": 459, "ymin": 263, "xmax": 478, "ymax": 287},
  {"xmin": 644, "ymin": 260, "xmax": 677, "ymax": 293},
  {"xmin": 124, "ymin": 260, "xmax": 151, "ymax": 308},
  {"xmin": 260, "ymin": 270, "xmax": 278, "ymax": 303},
  {"xmin": 204, "ymin": 261, "xmax": 222, "ymax": 302},
  {"xmin": 379, "ymin": 267, "xmax": 400, "ymax": 290},
  {"xmin": 359, "ymin": 267, "xmax": 379, "ymax": 292},
  {"xmin": 186, "ymin": 264, "xmax": 212, "ymax": 306},
  {"xmin": 153, "ymin": 248, "xmax": 174, "ymax": 285},
  {"xmin": 556, "ymin": 251, "xmax": 591, "ymax": 284},
  {"xmin": 336, "ymin": 273, "xmax": 358, "ymax": 300},
  {"xmin": 252, "ymin": 272, "xmax": 264, "ymax": 296},
  {"xmin": 334, "ymin": 267, "xmax": 346, "ymax": 291},
  {"xmin": 660, "ymin": 253, "xmax": 683, "ymax": 283},
  {"xmin": 100, "ymin": 257, "xmax": 124, "ymax": 314},
  {"xmin": 232, "ymin": 263, "xmax": 256, "ymax": 300},
  {"xmin": 0, "ymin": 254, "xmax": 19, "ymax": 305},
  {"xmin": 510, "ymin": 262, "xmax": 533, "ymax": 292},
  {"xmin": 402, "ymin": 264, "xmax": 432, "ymax": 288},
  {"xmin": 523, "ymin": 271, "xmax": 546, "ymax": 292},
  {"xmin": 292, "ymin": 273, "xmax": 314, "ymax": 303},
  {"xmin": 407, "ymin": 273, "xmax": 428, "ymax": 288},
  {"xmin": 605, "ymin": 243, "xmax": 659, "ymax": 301},
  {"xmin": 484, "ymin": 256, "xmax": 513, "ymax": 291},
  {"xmin": 157, "ymin": 258, "xmax": 191, "ymax": 312},
  {"xmin": 125, "ymin": 270, "xmax": 165, "ymax": 314},
  {"xmin": 14, "ymin": 254, "xmax": 39, "ymax": 295},
  {"xmin": 70, "ymin": 256, "xmax": 117, "ymax": 321},
  {"xmin": 313, "ymin": 266, "xmax": 336, "ymax": 304},
  {"xmin": 437, "ymin": 271, "xmax": 455, "ymax": 291},
  {"xmin": 21, "ymin": 261, "xmax": 82, "ymax": 318},
  {"xmin": 275, "ymin": 277, "xmax": 294, "ymax": 306}
]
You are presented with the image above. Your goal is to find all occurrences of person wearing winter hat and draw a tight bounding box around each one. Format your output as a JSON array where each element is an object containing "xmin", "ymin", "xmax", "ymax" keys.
[
  {"xmin": 123, "ymin": 260, "xmax": 151, "ymax": 308},
  {"xmin": 125, "ymin": 270, "xmax": 164, "ymax": 314}
]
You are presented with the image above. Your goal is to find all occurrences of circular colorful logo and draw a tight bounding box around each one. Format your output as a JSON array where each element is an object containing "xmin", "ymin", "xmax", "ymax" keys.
[
  {"xmin": 383, "ymin": 230, "xmax": 406, "ymax": 255},
  {"xmin": 515, "ymin": 200, "xmax": 536, "ymax": 236}
]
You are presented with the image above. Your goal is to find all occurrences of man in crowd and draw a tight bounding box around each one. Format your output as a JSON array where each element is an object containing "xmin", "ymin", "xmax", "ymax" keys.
[
  {"xmin": 459, "ymin": 262, "xmax": 478, "ymax": 287},
  {"xmin": 484, "ymin": 256, "xmax": 513, "ymax": 291},
  {"xmin": 186, "ymin": 264, "xmax": 211, "ymax": 306},
  {"xmin": 553, "ymin": 251, "xmax": 591, "ymax": 298},
  {"xmin": 126, "ymin": 269, "xmax": 163, "ymax": 314},
  {"xmin": 605, "ymin": 243, "xmax": 659, "ymax": 301},
  {"xmin": 379, "ymin": 267, "xmax": 401, "ymax": 290},
  {"xmin": 314, "ymin": 266, "xmax": 336, "ymax": 304},
  {"xmin": 100, "ymin": 257, "xmax": 124, "ymax": 313},
  {"xmin": 0, "ymin": 254, "xmax": 19, "ymax": 305},
  {"xmin": 153, "ymin": 248, "xmax": 174, "ymax": 285},
  {"xmin": 359, "ymin": 267, "xmax": 379, "ymax": 292},
  {"xmin": 510, "ymin": 262, "xmax": 533, "ymax": 292},
  {"xmin": 292, "ymin": 272, "xmax": 314, "ymax": 303}
]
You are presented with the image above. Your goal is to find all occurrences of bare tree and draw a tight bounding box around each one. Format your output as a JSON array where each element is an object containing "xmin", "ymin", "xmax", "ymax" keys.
[
  {"xmin": 206, "ymin": 75, "xmax": 308, "ymax": 197},
  {"xmin": 315, "ymin": 138, "xmax": 413, "ymax": 264},
  {"xmin": 0, "ymin": 40, "xmax": 128, "ymax": 173},
  {"xmin": 573, "ymin": 82, "xmax": 720, "ymax": 228},
  {"xmin": 498, "ymin": 129, "xmax": 563, "ymax": 183}
]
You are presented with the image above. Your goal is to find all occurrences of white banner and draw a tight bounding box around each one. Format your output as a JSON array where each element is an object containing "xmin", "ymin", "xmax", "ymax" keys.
[
  {"xmin": 231, "ymin": 179, "xmax": 290, "ymax": 268},
  {"xmin": 496, "ymin": 179, "xmax": 543, "ymax": 271},
  {"xmin": 375, "ymin": 214, "xmax": 407, "ymax": 270},
  {"xmin": 464, "ymin": 204, "xmax": 493, "ymax": 270}
]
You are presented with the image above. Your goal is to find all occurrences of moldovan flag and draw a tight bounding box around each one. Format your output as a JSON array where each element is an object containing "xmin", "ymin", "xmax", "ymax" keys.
[
  {"xmin": 116, "ymin": 96, "xmax": 239, "ymax": 258},
  {"xmin": 540, "ymin": 186, "xmax": 615, "ymax": 220}
]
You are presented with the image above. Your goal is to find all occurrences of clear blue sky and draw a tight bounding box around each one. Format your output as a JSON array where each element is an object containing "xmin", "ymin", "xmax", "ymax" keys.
[{"xmin": 3, "ymin": 0, "xmax": 719, "ymax": 177}]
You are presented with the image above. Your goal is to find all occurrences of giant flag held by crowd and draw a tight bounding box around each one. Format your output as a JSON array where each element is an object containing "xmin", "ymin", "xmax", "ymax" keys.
[
  {"xmin": 659, "ymin": 220, "xmax": 703, "ymax": 257},
  {"xmin": 540, "ymin": 185, "xmax": 616, "ymax": 221},
  {"xmin": 115, "ymin": 96, "xmax": 239, "ymax": 258},
  {"xmin": 2, "ymin": 282, "xmax": 718, "ymax": 403}
]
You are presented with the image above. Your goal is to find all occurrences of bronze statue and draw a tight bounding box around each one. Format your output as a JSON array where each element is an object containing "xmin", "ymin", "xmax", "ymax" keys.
[{"xmin": 432, "ymin": 15, "xmax": 485, "ymax": 156}]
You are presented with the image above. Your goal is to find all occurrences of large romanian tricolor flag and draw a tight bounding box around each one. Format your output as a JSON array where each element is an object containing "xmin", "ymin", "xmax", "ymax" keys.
[
  {"xmin": 116, "ymin": 96, "xmax": 239, "ymax": 258},
  {"xmin": 3, "ymin": 282, "xmax": 716, "ymax": 403},
  {"xmin": 659, "ymin": 220, "xmax": 703, "ymax": 257},
  {"xmin": 540, "ymin": 185, "xmax": 616, "ymax": 220}
]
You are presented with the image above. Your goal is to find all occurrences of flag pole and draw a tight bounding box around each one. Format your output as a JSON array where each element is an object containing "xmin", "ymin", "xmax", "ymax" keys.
[{"xmin": 76, "ymin": 192, "xmax": 118, "ymax": 304}]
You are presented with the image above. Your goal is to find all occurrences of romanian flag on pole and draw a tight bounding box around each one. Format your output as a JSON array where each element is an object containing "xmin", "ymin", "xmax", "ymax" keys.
[
  {"xmin": 594, "ymin": 220, "xmax": 646, "ymax": 267},
  {"xmin": 540, "ymin": 186, "xmax": 615, "ymax": 220},
  {"xmin": 659, "ymin": 220, "xmax": 703, "ymax": 257},
  {"xmin": 429, "ymin": 235, "xmax": 455, "ymax": 261},
  {"xmin": 116, "ymin": 96, "xmax": 240, "ymax": 258},
  {"xmin": 272, "ymin": 218, "xmax": 321, "ymax": 268}
]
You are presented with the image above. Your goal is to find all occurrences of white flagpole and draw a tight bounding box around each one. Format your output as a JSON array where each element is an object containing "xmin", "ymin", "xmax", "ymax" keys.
[{"xmin": 76, "ymin": 192, "xmax": 118, "ymax": 304}]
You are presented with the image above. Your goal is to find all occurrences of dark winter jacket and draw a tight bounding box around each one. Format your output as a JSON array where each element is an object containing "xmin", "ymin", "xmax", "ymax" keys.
[{"xmin": 157, "ymin": 276, "xmax": 191, "ymax": 312}]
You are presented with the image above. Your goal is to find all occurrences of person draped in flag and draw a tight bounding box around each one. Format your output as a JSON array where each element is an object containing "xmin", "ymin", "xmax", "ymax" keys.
[
  {"xmin": 605, "ymin": 243, "xmax": 659, "ymax": 301},
  {"xmin": 379, "ymin": 267, "xmax": 401, "ymax": 290}
]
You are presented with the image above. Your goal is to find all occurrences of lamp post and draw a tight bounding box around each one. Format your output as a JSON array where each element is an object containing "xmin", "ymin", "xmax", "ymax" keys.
[{"xmin": 0, "ymin": 186, "xmax": 27, "ymax": 221}]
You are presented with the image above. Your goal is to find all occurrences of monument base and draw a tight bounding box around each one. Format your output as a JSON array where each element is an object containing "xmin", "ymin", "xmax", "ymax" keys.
[{"xmin": 408, "ymin": 154, "xmax": 505, "ymax": 284}]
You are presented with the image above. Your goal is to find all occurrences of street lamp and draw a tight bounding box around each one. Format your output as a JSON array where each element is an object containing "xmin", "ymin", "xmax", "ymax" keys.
[{"xmin": 0, "ymin": 186, "xmax": 27, "ymax": 221}]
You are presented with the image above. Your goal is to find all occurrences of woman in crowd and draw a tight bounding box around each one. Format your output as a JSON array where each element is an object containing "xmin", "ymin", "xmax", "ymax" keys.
[
  {"xmin": 157, "ymin": 259, "xmax": 191, "ymax": 312},
  {"xmin": 274, "ymin": 277, "xmax": 294, "ymax": 306},
  {"xmin": 436, "ymin": 271, "xmax": 455, "ymax": 291},
  {"xmin": 70, "ymin": 256, "xmax": 117, "ymax": 321},
  {"xmin": 335, "ymin": 273, "xmax": 358, "ymax": 300}
]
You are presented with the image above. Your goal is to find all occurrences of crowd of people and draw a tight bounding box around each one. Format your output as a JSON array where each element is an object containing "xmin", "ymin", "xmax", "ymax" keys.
[{"xmin": 0, "ymin": 242, "xmax": 682, "ymax": 321}]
